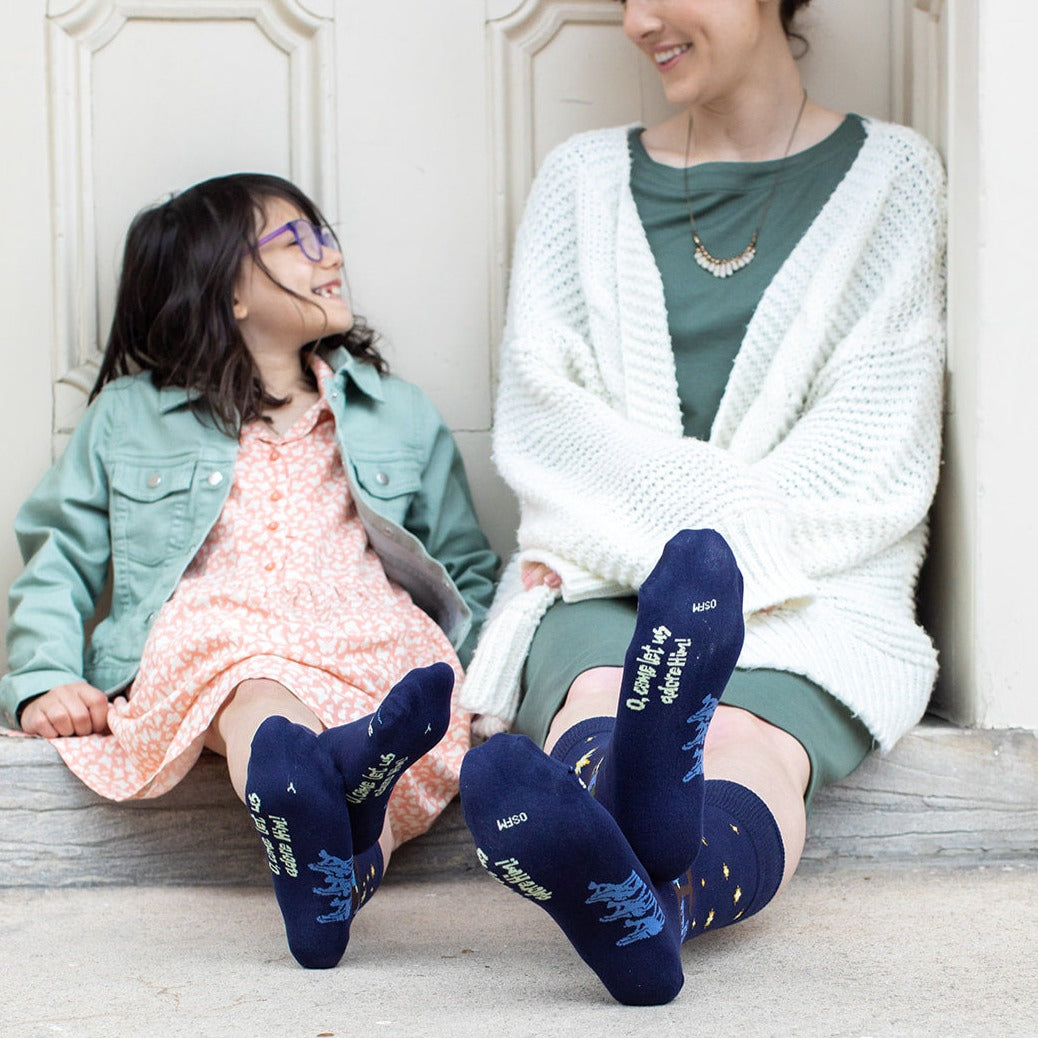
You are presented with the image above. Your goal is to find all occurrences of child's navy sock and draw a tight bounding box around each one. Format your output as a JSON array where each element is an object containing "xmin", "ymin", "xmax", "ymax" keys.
[
  {"xmin": 587, "ymin": 528, "xmax": 745, "ymax": 880},
  {"xmin": 672, "ymin": 779, "xmax": 786, "ymax": 941},
  {"xmin": 246, "ymin": 716, "xmax": 356, "ymax": 969},
  {"xmin": 320, "ymin": 662, "xmax": 454, "ymax": 853},
  {"xmin": 460, "ymin": 733, "xmax": 685, "ymax": 1006},
  {"xmin": 352, "ymin": 843, "xmax": 385, "ymax": 911}
]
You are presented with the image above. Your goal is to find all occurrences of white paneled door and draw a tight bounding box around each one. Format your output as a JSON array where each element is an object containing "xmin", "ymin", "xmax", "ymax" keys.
[{"xmin": 0, "ymin": 0, "xmax": 921, "ymax": 649}]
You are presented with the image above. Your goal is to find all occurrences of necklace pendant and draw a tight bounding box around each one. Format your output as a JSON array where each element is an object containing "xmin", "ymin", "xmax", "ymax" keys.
[{"xmin": 693, "ymin": 241, "xmax": 757, "ymax": 279}]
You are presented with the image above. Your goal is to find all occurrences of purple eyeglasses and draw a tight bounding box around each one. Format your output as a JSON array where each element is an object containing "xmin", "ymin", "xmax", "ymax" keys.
[{"xmin": 255, "ymin": 219, "xmax": 338, "ymax": 262}]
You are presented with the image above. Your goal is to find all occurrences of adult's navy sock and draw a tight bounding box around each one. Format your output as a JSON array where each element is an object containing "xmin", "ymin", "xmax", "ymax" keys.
[
  {"xmin": 588, "ymin": 529, "xmax": 745, "ymax": 880},
  {"xmin": 672, "ymin": 779, "xmax": 786, "ymax": 939},
  {"xmin": 246, "ymin": 716, "xmax": 356, "ymax": 969},
  {"xmin": 319, "ymin": 662, "xmax": 454, "ymax": 853},
  {"xmin": 549, "ymin": 716, "xmax": 615, "ymax": 781},
  {"xmin": 460, "ymin": 733, "xmax": 685, "ymax": 1006}
]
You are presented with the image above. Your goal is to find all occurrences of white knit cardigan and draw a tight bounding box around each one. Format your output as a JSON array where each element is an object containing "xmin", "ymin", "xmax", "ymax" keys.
[{"xmin": 461, "ymin": 119, "xmax": 947, "ymax": 750}]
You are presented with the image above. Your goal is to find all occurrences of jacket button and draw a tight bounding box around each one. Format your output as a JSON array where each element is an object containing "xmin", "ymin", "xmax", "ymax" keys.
[
  {"xmin": 207, "ymin": 471, "xmax": 224, "ymax": 487},
  {"xmin": 146, "ymin": 474, "xmax": 162, "ymax": 489},
  {"xmin": 375, "ymin": 471, "xmax": 390, "ymax": 486}
]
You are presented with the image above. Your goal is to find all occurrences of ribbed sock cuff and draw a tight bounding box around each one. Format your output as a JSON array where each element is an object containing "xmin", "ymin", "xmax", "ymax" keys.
[
  {"xmin": 704, "ymin": 778, "xmax": 786, "ymax": 913},
  {"xmin": 549, "ymin": 716, "xmax": 616, "ymax": 766}
]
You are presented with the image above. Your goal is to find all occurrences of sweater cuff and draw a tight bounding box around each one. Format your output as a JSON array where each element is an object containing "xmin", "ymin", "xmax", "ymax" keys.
[{"xmin": 459, "ymin": 583, "xmax": 559, "ymax": 722}]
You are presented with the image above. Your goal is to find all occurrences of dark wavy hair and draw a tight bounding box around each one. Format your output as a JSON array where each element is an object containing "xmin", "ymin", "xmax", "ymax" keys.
[
  {"xmin": 91, "ymin": 172, "xmax": 387, "ymax": 435},
  {"xmin": 781, "ymin": 0, "xmax": 813, "ymax": 52}
]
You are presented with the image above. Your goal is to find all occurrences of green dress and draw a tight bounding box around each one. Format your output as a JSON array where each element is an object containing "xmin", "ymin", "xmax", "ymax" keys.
[{"xmin": 518, "ymin": 116, "xmax": 874, "ymax": 807}]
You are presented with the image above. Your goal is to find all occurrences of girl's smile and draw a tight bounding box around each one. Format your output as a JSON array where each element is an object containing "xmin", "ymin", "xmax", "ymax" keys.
[{"xmin": 233, "ymin": 197, "xmax": 355, "ymax": 357}]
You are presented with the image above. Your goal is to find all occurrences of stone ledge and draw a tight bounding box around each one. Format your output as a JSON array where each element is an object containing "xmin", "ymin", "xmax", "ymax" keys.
[{"xmin": 1, "ymin": 719, "xmax": 1034, "ymax": 887}]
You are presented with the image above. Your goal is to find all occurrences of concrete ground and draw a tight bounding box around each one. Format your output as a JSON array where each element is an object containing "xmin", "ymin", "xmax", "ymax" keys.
[{"xmin": 1, "ymin": 863, "xmax": 1035, "ymax": 1038}]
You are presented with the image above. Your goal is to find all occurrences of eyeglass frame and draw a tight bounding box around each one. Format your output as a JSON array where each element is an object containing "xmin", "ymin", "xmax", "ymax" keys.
[{"xmin": 254, "ymin": 219, "xmax": 339, "ymax": 263}]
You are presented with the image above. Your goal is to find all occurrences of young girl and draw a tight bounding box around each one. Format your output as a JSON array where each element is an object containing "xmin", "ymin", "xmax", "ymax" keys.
[{"xmin": 0, "ymin": 173, "xmax": 499, "ymax": 969}]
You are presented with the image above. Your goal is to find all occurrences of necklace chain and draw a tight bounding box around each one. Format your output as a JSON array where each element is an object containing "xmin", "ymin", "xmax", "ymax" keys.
[{"xmin": 682, "ymin": 89, "xmax": 809, "ymax": 279}]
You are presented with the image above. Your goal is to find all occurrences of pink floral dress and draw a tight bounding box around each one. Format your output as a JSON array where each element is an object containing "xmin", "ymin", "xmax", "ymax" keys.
[{"xmin": 52, "ymin": 359, "xmax": 469, "ymax": 846}]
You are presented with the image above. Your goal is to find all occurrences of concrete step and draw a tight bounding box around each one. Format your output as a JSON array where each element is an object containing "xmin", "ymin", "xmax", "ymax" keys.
[{"xmin": 1, "ymin": 718, "xmax": 1035, "ymax": 887}]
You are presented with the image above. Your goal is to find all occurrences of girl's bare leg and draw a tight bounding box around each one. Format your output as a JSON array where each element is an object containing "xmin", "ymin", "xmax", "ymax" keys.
[
  {"xmin": 203, "ymin": 678, "xmax": 397, "ymax": 863},
  {"xmin": 203, "ymin": 678, "xmax": 323, "ymax": 800}
]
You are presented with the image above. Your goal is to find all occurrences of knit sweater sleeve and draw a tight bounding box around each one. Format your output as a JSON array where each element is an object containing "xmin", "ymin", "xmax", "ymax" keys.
[{"xmin": 493, "ymin": 127, "xmax": 946, "ymax": 615}]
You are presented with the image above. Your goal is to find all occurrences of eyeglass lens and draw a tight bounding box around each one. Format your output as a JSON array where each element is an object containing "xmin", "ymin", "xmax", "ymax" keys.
[{"xmin": 292, "ymin": 221, "xmax": 325, "ymax": 261}]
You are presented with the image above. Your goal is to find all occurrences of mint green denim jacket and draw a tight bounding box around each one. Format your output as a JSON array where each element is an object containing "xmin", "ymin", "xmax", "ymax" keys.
[{"xmin": 1, "ymin": 346, "xmax": 499, "ymax": 728}]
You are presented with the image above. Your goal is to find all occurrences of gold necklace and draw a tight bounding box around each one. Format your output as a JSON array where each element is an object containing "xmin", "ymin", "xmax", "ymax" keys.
[{"xmin": 682, "ymin": 89, "xmax": 809, "ymax": 279}]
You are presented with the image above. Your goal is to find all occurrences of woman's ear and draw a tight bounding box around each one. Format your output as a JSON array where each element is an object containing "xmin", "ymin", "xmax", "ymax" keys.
[{"xmin": 232, "ymin": 294, "xmax": 248, "ymax": 321}]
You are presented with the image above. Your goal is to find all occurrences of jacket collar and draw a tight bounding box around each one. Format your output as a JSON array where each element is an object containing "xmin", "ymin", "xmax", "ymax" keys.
[
  {"xmin": 153, "ymin": 345, "xmax": 385, "ymax": 415},
  {"xmin": 321, "ymin": 345, "xmax": 386, "ymax": 402},
  {"xmin": 156, "ymin": 384, "xmax": 201, "ymax": 414}
]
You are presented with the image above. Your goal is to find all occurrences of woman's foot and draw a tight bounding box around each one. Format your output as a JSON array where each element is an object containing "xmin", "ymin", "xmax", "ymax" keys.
[
  {"xmin": 460, "ymin": 733, "xmax": 685, "ymax": 1006},
  {"xmin": 585, "ymin": 528, "xmax": 745, "ymax": 880}
]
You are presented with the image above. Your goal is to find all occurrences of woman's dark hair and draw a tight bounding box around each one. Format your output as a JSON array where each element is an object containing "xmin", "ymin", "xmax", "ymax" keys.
[
  {"xmin": 91, "ymin": 172, "xmax": 387, "ymax": 435},
  {"xmin": 780, "ymin": 0, "xmax": 812, "ymax": 53}
]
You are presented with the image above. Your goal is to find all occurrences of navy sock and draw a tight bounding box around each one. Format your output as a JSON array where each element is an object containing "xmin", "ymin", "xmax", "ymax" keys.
[
  {"xmin": 588, "ymin": 528, "xmax": 745, "ymax": 880},
  {"xmin": 672, "ymin": 780, "xmax": 786, "ymax": 941},
  {"xmin": 549, "ymin": 716, "xmax": 615, "ymax": 780},
  {"xmin": 246, "ymin": 716, "xmax": 356, "ymax": 969},
  {"xmin": 460, "ymin": 733, "xmax": 685, "ymax": 1006},
  {"xmin": 319, "ymin": 662, "xmax": 455, "ymax": 853},
  {"xmin": 352, "ymin": 843, "xmax": 385, "ymax": 911}
]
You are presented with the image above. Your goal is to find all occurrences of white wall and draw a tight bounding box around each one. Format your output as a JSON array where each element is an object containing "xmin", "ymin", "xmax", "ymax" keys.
[
  {"xmin": 0, "ymin": 0, "xmax": 1032, "ymax": 731},
  {"xmin": 927, "ymin": 0, "xmax": 1038, "ymax": 730}
]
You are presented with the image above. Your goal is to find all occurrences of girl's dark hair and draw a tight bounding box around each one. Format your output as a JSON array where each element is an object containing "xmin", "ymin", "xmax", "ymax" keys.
[{"xmin": 92, "ymin": 172, "xmax": 387, "ymax": 434}]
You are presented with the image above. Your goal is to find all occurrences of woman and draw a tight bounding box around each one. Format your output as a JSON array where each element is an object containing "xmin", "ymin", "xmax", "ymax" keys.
[{"xmin": 458, "ymin": 0, "xmax": 945, "ymax": 1006}]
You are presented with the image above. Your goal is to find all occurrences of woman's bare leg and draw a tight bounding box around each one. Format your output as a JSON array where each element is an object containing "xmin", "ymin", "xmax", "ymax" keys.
[{"xmin": 543, "ymin": 666, "xmax": 809, "ymax": 889}]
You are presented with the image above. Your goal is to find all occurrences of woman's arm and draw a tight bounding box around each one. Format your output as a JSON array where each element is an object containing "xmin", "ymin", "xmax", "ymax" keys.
[{"xmin": 495, "ymin": 130, "xmax": 945, "ymax": 612}]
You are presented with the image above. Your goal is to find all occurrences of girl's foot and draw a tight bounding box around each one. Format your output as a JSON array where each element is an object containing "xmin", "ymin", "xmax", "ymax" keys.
[
  {"xmin": 246, "ymin": 717, "xmax": 357, "ymax": 968},
  {"xmin": 319, "ymin": 662, "xmax": 455, "ymax": 853}
]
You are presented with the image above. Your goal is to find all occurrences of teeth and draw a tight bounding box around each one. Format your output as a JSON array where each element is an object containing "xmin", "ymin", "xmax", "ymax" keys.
[
  {"xmin": 655, "ymin": 44, "xmax": 690, "ymax": 65},
  {"xmin": 313, "ymin": 286, "xmax": 340, "ymax": 298}
]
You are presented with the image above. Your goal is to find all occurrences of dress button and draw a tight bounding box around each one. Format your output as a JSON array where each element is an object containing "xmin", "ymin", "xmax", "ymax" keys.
[
  {"xmin": 270, "ymin": 491, "xmax": 282, "ymax": 502},
  {"xmin": 207, "ymin": 471, "xmax": 223, "ymax": 487},
  {"xmin": 267, "ymin": 521, "xmax": 279, "ymax": 532},
  {"xmin": 270, "ymin": 450, "xmax": 281, "ymax": 461},
  {"xmin": 375, "ymin": 471, "xmax": 390, "ymax": 486},
  {"xmin": 146, "ymin": 474, "xmax": 162, "ymax": 489},
  {"xmin": 265, "ymin": 562, "xmax": 276, "ymax": 572}
]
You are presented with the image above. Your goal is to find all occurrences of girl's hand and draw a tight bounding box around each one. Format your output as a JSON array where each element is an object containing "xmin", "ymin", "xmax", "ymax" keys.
[
  {"xmin": 520, "ymin": 561, "xmax": 561, "ymax": 590},
  {"xmin": 20, "ymin": 683, "xmax": 111, "ymax": 738}
]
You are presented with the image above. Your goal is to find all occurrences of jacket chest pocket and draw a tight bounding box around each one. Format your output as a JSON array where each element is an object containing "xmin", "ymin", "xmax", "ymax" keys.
[
  {"xmin": 110, "ymin": 460, "xmax": 198, "ymax": 566},
  {"xmin": 351, "ymin": 457, "xmax": 422, "ymax": 525}
]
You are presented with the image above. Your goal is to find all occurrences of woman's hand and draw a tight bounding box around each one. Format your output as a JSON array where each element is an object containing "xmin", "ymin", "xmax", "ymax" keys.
[
  {"xmin": 20, "ymin": 683, "xmax": 111, "ymax": 738},
  {"xmin": 520, "ymin": 561, "xmax": 561, "ymax": 590}
]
